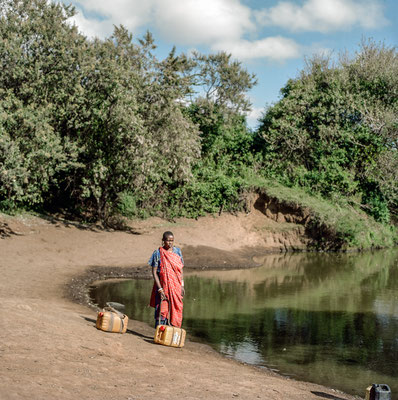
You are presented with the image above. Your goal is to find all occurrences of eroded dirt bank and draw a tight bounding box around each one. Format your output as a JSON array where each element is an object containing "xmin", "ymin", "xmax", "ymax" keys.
[{"xmin": 0, "ymin": 211, "xmax": 359, "ymax": 400}]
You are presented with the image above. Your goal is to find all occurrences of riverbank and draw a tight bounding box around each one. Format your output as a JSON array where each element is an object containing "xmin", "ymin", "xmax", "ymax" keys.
[{"xmin": 0, "ymin": 212, "xmax": 361, "ymax": 400}]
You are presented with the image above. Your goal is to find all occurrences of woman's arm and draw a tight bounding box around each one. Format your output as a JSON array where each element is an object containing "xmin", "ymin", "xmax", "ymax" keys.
[
  {"xmin": 152, "ymin": 266, "xmax": 167, "ymax": 300},
  {"xmin": 178, "ymin": 248, "xmax": 185, "ymax": 297},
  {"xmin": 181, "ymin": 269, "xmax": 185, "ymax": 297}
]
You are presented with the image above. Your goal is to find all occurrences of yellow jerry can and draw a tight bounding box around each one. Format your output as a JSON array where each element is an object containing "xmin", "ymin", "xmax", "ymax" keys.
[
  {"xmin": 153, "ymin": 299, "xmax": 186, "ymax": 347},
  {"xmin": 154, "ymin": 324, "xmax": 186, "ymax": 348},
  {"xmin": 96, "ymin": 305, "xmax": 128, "ymax": 334}
]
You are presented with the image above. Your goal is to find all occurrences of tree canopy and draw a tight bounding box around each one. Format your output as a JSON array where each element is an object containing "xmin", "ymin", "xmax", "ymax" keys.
[
  {"xmin": 257, "ymin": 40, "xmax": 398, "ymax": 223},
  {"xmin": 1, "ymin": 0, "xmax": 397, "ymax": 238},
  {"xmin": 0, "ymin": 0, "xmax": 256, "ymax": 220}
]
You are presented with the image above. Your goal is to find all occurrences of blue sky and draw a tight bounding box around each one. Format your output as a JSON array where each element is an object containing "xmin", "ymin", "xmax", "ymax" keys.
[{"xmin": 66, "ymin": 0, "xmax": 397, "ymax": 128}]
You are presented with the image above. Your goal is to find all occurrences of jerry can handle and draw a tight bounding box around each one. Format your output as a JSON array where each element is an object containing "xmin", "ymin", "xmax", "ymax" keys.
[{"xmin": 103, "ymin": 305, "xmax": 125, "ymax": 319}]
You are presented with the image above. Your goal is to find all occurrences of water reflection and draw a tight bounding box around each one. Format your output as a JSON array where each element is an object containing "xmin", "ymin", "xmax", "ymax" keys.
[{"xmin": 90, "ymin": 250, "xmax": 398, "ymax": 399}]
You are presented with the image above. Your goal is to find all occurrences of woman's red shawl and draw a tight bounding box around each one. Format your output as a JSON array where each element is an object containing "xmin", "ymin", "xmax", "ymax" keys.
[{"xmin": 150, "ymin": 247, "xmax": 184, "ymax": 327}]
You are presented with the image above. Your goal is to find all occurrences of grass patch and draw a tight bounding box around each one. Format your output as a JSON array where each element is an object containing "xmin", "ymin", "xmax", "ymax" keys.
[{"xmin": 245, "ymin": 176, "xmax": 398, "ymax": 250}]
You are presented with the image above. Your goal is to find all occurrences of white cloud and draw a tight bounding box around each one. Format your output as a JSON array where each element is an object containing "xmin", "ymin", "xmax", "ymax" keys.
[
  {"xmin": 153, "ymin": 0, "xmax": 254, "ymax": 45},
  {"xmin": 69, "ymin": 0, "xmax": 254, "ymax": 43},
  {"xmin": 74, "ymin": 0, "xmax": 153, "ymax": 32},
  {"xmin": 67, "ymin": 0, "xmax": 154, "ymax": 38},
  {"xmin": 65, "ymin": 0, "xmax": 309, "ymax": 61},
  {"xmin": 246, "ymin": 106, "xmax": 264, "ymax": 128},
  {"xmin": 255, "ymin": 0, "xmax": 388, "ymax": 32},
  {"xmin": 69, "ymin": 8, "xmax": 114, "ymax": 38},
  {"xmin": 213, "ymin": 37, "xmax": 301, "ymax": 61}
]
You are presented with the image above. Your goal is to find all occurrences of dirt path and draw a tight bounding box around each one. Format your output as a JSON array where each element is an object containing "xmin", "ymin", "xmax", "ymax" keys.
[{"xmin": 0, "ymin": 213, "xmax": 360, "ymax": 400}]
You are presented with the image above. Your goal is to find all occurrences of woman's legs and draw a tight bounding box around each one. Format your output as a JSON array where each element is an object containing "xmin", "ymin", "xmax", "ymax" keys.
[
  {"xmin": 154, "ymin": 315, "xmax": 168, "ymax": 328},
  {"xmin": 154, "ymin": 292, "xmax": 169, "ymax": 327}
]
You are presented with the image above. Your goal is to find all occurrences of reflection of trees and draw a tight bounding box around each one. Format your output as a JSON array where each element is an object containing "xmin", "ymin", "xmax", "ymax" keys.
[
  {"xmin": 185, "ymin": 250, "xmax": 398, "ymax": 316},
  {"xmin": 90, "ymin": 279, "xmax": 154, "ymax": 324},
  {"xmin": 251, "ymin": 250, "xmax": 398, "ymax": 313},
  {"xmin": 188, "ymin": 251, "xmax": 398, "ymax": 314},
  {"xmin": 185, "ymin": 308, "xmax": 398, "ymax": 379}
]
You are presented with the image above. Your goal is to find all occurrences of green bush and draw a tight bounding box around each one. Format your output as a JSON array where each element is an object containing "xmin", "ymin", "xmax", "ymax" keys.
[
  {"xmin": 116, "ymin": 192, "xmax": 138, "ymax": 218},
  {"xmin": 257, "ymin": 41, "xmax": 398, "ymax": 223}
]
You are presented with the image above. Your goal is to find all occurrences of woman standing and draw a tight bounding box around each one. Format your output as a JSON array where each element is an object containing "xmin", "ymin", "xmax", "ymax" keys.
[{"xmin": 149, "ymin": 231, "xmax": 185, "ymax": 328}]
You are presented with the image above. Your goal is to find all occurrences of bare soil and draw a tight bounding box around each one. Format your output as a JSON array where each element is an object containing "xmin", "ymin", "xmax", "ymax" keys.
[{"xmin": 0, "ymin": 208, "xmax": 360, "ymax": 400}]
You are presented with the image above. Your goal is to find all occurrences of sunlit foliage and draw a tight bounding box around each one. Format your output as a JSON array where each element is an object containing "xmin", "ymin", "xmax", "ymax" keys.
[{"xmin": 257, "ymin": 40, "xmax": 398, "ymax": 223}]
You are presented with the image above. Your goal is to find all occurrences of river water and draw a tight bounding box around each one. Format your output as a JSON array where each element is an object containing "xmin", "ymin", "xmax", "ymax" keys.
[{"xmin": 90, "ymin": 250, "xmax": 398, "ymax": 399}]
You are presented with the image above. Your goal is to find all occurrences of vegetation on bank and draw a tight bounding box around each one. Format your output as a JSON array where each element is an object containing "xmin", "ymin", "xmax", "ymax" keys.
[
  {"xmin": 0, "ymin": 0, "xmax": 397, "ymax": 249},
  {"xmin": 252, "ymin": 179, "xmax": 397, "ymax": 250}
]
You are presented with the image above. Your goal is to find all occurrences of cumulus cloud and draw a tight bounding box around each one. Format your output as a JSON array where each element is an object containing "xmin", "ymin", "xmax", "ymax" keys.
[
  {"xmin": 66, "ymin": 0, "xmax": 386, "ymax": 61},
  {"xmin": 69, "ymin": 9, "xmax": 114, "ymax": 38},
  {"xmin": 212, "ymin": 37, "xmax": 301, "ymax": 61},
  {"xmin": 153, "ymin": 0, "xmax": 254, "ymax": 45},
  {"xmin": 255, "ymin": 0, "xmax": 388, "ymax": 32},
  {"xmin": 67, "ymin": 0, "xmax": 301, "ymax": 61},
  {"xmin": 72, "ymin": 0, "xmax": 153, "ymax": 35},
  {"xmin": 69, "ymin": 0, "xmax": 254, "ymax": 43},
  {"xmin": 67, "ymin": 0, "xmax": 302, "ymax": 61}
]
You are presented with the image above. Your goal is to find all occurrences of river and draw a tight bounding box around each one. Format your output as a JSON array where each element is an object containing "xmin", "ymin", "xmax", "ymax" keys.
[{"xmin": 90, "ymin": 250, "xmax": 398, "ymax": 399}]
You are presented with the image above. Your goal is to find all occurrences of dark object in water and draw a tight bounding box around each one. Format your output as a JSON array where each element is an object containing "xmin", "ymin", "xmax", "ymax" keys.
[
  {"xmin": 365, "ymin": 384, "xmax": 391, "ymax": 400},
  {"xmin": 105, "ymin": 301, "xmax": 125, "ymax": 311}
]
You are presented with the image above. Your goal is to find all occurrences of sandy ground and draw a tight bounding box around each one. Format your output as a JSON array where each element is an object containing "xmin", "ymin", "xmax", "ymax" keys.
[{"xmin": 0, "ymin": 211, "xmax": 360, "ymax": 400}]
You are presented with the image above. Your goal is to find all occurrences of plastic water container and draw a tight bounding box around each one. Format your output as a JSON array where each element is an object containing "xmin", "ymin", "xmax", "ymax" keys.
[
  {"xmin": 154, "ymin": 299, "xmax": 186, "ymax": 348},
  {"xmin": 96, "ymin": 306, "xmax": 128, "ymax": 334},
  {"xmin": 365, "ymin": 384, "xmax": 391, "ymax": 400},
  {"xmin": 154, "ymin": 324, "xmax": 186, "ymax": 348}
]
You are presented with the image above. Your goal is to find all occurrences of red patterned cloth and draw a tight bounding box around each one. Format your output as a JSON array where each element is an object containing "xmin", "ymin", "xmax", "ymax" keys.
[{"xmin": 150, "ymin": 247, "xmax": 184, "ymax": 327}]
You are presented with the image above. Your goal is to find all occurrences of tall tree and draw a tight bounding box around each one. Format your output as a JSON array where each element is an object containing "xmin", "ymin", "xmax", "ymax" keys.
[
  {"xmin": 0, "ymin": 0, "xmax": 84, "ymax": 209},
  {"xmin": 190, "ymin": 51, "xmax": 257, "ymax": 115},
  {"xmin": 257, "ymin": 40, "xmax": 398, "ymax": 222},
  {"xmin": 132, "ymin": 36, "xmax": 201, "ymax": 209}
]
